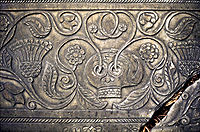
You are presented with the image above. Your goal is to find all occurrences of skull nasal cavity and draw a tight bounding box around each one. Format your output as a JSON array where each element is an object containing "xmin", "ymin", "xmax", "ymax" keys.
[{"xmin": 101, "ymin": 75, "xmax": 115, "ymax": 84}]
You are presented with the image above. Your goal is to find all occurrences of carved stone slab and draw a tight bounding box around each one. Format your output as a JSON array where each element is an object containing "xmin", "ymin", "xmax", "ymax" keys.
[{"xmin": 0, "ymin": 1, "xmax": 200, "ymax": 131}]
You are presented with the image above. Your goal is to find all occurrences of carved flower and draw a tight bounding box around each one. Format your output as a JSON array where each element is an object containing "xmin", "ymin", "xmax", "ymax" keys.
[
  {"xmin": 118, "ymin": 23, "xmax": 127, "ymax": 32},
  {"xmin": 59, "ymin": 13, "xmax": 78, "ymax": 31},
  {"xmin": 65, "ymin": 44, "xmax": 86, "ymax": 66},
  {"xmin": 139, "ymin": 43, "xmax": 159, "ymax": 63},
  {"xmin": 0, "ymin": 15, "xmax": 10, "ymax": 31},
  {"xmin": 89, "ymin": 24, "xmax": 98, "ymax": 33},
  {"xmin": 139, "ymin": 12, "xmax": 157, "ymax": 31}
]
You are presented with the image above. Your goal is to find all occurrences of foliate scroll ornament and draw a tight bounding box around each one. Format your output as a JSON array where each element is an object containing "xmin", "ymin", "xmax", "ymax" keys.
[
  {"xmin": 86, "ymin": 10, "xmax": 136, "ymax": 41},
  {"xmin": 23, "ymin": 61, "xmax": 78, "ymax": 110},
  {"xmin": 77, "ymin": 85, "xmax": 107, "ymax": 109},
  {"xmin": 165, "ymin": 12, "xmax": 200, "ymax": 40},
  {"xmin": 57, "ymin": 39, "xmax": 87, "ymax": 71},
  {"xmin": 86, "ymin": 11, "xmax": 136, "ymax": 70},
  {"xmin": 113, "ymin": 37, "xmax": 172, "ymax": 109},
  {"xmin": 42, "ymin": 62, "xmax": 77, "ymax": 100},
  {"xmin": 113, "ymin": 57, "xmax": 179, "ymax": 110},
  {"xmin": 8, "ymin": 38, "xmax": 53, "ymax": 82},
  {"xmin": 23, "ymin": 12, "xmax": 52, "ymax": 38},
  {"xmin": 123, "ymin": 37, "xmax": 167, "ymax": 70},
  {"xmin": 87, "ymin": 11, "xmax": 130, "ymax": 39},
  {"xmin": 0, "ymin": 10, "xmax": 197, "ymax": 112},
  {"xmin": 56, "ymin": 38, "xmax": 107, "ymax": 109},
  {"xmin": 51, "ymin": 11, "xmax": 82, "ymax": 36},
  {"xmin": 0, "ymin": 13, "xmax": 16, "ymax": 49},
  {"xmin": 137, "ymin": 11, "xmax": 160, "ymax": 35},
  {"xmin": 114, "ymin": 61, "xmax": 179, "ymax": 110}
]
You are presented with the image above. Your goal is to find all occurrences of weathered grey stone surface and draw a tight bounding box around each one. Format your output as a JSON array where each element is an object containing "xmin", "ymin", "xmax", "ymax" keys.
[{"xmin": 0, "ymin": 1, "xmax": 199, "ymax": 131}]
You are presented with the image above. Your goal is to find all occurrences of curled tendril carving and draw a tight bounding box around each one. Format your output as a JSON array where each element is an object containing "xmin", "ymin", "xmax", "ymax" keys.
[
  {"xmin": 1, "ymin": 10, "xmax": 199, "ymax": 111},
  {"xmin": 50, "ymin": 11, "xmax": 82, "ymax": 36},
  {"xmin": 165, "ymin": 12, "xmax": 200, "ymax": 40},
  {"xmin": 85, "ymin": 10, "xmax": 136, "ymax": 72}
]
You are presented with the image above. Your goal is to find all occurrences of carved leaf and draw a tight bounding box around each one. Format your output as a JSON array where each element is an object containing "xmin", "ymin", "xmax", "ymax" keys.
[
  {"xmin": 77, "ymin": 85, "xmax": 107, "ymax": 109},
  {"xmin": 113, "ymin": 83, "xmax": 150, "ymax": 110},
  {"xmin": 164, "ymin": 58, "xmax": 179, "ymax": 92},
  {"xmin": 24, "ymin": 16, "xmax": 51, "ymax": 38},
  {"xmin": 42, "ymin": 62, "xmax": 59, "ymax": 98},
  {"xmin": 0, "ymin": 25, "xmax": 16, "ymax": 49},
  {"xmin": 0, "ymin": 49, "xmax": 12, "ymax": 68},
  {"xmin": 166, "ymin": 17, "xmax": 197, "ymax": 40}
]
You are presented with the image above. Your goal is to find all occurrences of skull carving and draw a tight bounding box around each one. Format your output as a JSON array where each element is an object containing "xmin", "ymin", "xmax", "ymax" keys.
[{"xmin": 84, "ymin": 49, "xmax": 143, "ymax": 98}]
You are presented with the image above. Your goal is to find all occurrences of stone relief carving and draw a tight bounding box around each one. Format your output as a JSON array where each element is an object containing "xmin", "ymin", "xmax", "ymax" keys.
[
  {"xmin": 0, "ymin": 7, "xmax": 199, "ymax": 131},
  {"xmin": 0, "ymin": 10, "xmax": 199, "ymax": 109}
]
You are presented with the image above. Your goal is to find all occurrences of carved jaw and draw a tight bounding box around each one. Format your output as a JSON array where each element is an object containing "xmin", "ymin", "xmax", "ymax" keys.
[{"xmin": 98, "ymin": 86, "xmax": 122, "ymax": 98}]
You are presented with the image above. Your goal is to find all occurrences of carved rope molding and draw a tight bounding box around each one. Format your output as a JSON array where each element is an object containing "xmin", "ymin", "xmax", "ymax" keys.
[
  {"xmin": 0, "ymin": 1, "xmax": 200, "ymax": 132},
  {"xmin": 0, "ymin": 117, "xmax": 149, "ymax": 124},
  {"xmin": 0, "ymin": 0, "xmax": 200, "ymax": 3}
]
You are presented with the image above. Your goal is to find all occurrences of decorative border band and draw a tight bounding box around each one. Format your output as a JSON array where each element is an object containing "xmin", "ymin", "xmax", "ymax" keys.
[
  {"xmin": 0, "ymin": 117, "xmax": 149, "ymax": 124},
  {"xmin": 0, "ymin": 0, "xmax": 199, "ymax": 3}
]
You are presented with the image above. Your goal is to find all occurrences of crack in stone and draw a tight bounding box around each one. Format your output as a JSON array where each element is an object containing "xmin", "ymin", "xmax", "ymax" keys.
[{"xmin": 139, "ymin": 73, "xmax": 200, "ymax": 132}]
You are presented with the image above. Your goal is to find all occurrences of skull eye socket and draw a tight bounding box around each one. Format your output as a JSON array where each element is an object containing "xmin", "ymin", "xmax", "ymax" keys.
[
  {"xmin": 93, "ymin": 64, "xmax": 107, "ymax": 76},
  {"xmin": 108, "ymin": 63, "xmax": 123, "ymax": 76}
]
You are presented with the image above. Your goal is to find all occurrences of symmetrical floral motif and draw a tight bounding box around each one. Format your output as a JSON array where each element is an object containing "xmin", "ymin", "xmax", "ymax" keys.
[
  {"xmin": 0, "ymin": 2, "xmax": 200, "ymax": 132},
  {"xmin": 0, "ymin": 15, "xmax": 10, "ymax": 31},
  {"xmin": 86, "ymin": 11, "xmax": 133, "ymax": 40},
  {"xmin": 0, "ymin": 10, "xmax": 199, "ymax": 116},
  {"xmin": 65, "ymin": 44, "xmax": 86, "ymax": 66},
  {"xmin": 139, "ymin": 43, "xmax": 159, "ymax": 63}
]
